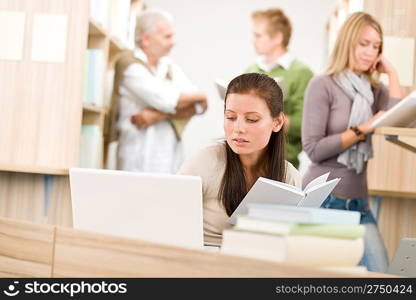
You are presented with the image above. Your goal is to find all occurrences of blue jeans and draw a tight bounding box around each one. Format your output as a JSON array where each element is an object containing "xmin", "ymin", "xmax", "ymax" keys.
[{"xmin": 321, "ymin": 195, "xmax": 388, "ymax": 273}]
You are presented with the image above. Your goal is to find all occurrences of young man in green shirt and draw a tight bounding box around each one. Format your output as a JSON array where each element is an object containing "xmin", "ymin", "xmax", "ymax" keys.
[{"xmin": 246, "ymin": 8, "xmax": 313, "ymax": 168}]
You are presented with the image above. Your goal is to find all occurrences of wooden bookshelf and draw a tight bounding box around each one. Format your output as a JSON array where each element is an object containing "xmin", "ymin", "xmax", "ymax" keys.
[
  {"xmin": 0, "ymin": 0, "xmax": 143, "ymax": 227},
  {"xmin": 0, "ymin": 0, "xmax": 88, "ymax": 172}
]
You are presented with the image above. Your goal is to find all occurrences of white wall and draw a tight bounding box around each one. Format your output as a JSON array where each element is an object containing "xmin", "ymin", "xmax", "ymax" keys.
[{"xmin": 147, "ymin": 0, "xmax": 337, "ymax": 159}]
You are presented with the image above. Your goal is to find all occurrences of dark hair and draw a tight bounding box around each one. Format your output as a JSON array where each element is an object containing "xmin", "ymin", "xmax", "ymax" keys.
[{"xmin": 219, "ymin": 73, "xmax": 286, "ymax": 216}]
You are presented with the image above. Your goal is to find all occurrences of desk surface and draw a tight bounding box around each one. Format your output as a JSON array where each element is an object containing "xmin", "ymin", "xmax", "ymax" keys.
[
  {"xmin": 374, "ymin": 127, "xmax": 416, "ymax": 137},
  {"xmin": 0, "ymin": 216, "xmax": 397, "ymax": 278}
]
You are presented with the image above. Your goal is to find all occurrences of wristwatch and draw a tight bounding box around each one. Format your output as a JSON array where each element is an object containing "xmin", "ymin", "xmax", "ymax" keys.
[{"xmin": 350, "ymin": 126, "xmax": 366, "ymax": 141}]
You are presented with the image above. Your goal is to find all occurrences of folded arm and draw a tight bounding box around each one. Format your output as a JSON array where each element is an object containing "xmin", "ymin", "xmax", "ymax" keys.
[{"xmin": 132, "ymin": 99, "xmax": 207, "ymax": 129}]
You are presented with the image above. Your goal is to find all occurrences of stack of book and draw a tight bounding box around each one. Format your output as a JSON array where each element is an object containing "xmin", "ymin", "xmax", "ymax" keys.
[{"xmin": 221, "ymin": 204, "xmax": 365, "ymax": 271}]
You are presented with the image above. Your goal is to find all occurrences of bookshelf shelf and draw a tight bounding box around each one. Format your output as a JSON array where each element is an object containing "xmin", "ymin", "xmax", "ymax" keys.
[
  {"xmin": 0, "ymin": 164, "xmax": 69, "ymax": 176},
  {"xmin": 82, "ymin": 103, "xmax": 107, "ymax": 114},
  {"xmin": 88, "ymin": 20, "xmax": 107, "ymax": 37},
  {"xmin": 109, "ymin": 37, "xmax": 125, "ymax": 54}
]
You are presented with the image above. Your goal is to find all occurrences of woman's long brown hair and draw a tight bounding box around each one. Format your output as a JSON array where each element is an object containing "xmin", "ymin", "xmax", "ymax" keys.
[{"xmin": 219, "ymin": 73, "xmax": 286, "ymax": 216}]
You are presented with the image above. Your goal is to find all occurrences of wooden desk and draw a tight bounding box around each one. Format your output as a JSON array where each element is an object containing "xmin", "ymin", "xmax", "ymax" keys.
[
  {"xmin": 0, "ymin": 218, "xmax": 54, "ymax": 277},
  {"xmin": 0, "ymin": 216, "xmax": 394, "ymax": 278},
  {"xmin": 368, "ymin": 127, "xmax": 416, "ymax": 259},
  {"xmin": 375, "ymin": 127, "xmax": 416, "ymax": 154}
]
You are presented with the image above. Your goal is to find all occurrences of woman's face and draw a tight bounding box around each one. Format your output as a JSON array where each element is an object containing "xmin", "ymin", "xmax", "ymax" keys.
[
  {"xmin": 352, "ymin": 24, "xmax": 381, "ymax": 74},
  {"xmin": 224, "ymin": 92, "xmax": 283, "ymax": 158}
]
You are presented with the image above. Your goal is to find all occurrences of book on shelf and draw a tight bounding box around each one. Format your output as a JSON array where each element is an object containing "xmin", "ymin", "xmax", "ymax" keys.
[
  {"xmin": 84, "ymin": 49, "xmax": 105, "ymax": 106},
  {"xmin": 246, "ymin": 203, "xmax": 360, "ymax": 225},
  {"xmin": 221, "ymin": 229, "xmax": 364, "ymax": 267},
  {"xmin": 104, "ymin": 69, "xmax": 115, "ymax": 107},
  {"xmin": 234, "ymin": 215, "xmax": 365, "ymax": 239},
  {"xmin": 228, "ymin": 172, "xmax": 340, "ymax": 224},
  {"xmin": 79, "ymin": 125, "xmax": 103, "ymax": 169}
]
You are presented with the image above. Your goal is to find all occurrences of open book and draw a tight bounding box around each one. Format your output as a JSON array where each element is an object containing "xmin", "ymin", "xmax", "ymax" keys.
[
  {"xmin": 228, "ymin": 172, "xmax": 340, "ymax": 224},
  {"xmin": 371, "ymin": 91, "xmax": 416, "ymax": 128}
]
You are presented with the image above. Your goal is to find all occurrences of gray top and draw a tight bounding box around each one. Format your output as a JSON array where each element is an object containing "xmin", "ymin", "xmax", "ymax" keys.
[{"xmin": 302, "ymin": 74, "xmax": 400, "ymax": 199}]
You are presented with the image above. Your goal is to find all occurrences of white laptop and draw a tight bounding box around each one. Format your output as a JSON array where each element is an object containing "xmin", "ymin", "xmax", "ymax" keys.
[
  {"xmin": 371, "ymin": 91, "xmax": 416, "ymax": 128},
  {"xmin": 69, "ymin": 168, "xmax": 204, "ymax": 250}
]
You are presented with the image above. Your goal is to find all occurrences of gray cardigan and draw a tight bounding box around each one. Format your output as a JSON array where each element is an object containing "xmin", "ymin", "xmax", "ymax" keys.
[{"xmin": 301, "ymin": 74, "xmax": 400, "ymax": 199}]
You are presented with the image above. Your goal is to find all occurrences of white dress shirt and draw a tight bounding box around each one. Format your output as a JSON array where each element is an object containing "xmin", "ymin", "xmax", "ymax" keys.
[
  {"xmin": 256, "ymin": 51, "xmax": 295, "ymax": 72},
  {"xmin": 117, "ymin": 48, "xmax": 198, "ymax": 173}
]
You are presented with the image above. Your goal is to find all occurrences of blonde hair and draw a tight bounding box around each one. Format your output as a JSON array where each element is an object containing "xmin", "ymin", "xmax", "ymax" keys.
[
  {"xmin": 252, "ymin": 8, "xmax": 292, "ymax": 48},
  {"xmin": 326, "ymin": 12, "xmax": 383, "ymax": 87}
]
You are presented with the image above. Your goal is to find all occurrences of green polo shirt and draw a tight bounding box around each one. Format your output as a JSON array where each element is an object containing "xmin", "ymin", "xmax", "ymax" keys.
[{"xmin": 245, "ymin": 59, "xmax": 313, "ymax": 168}]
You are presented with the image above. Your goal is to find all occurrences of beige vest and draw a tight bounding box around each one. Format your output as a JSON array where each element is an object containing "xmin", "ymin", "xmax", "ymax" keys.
[{"xmin": 106, "ymin": 50, "xmax": 190, "ymax": 143}]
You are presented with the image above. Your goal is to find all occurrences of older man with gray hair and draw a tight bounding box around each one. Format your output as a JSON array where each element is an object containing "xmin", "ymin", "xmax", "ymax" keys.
[{"xmin": 109, "ymin": 8, "xmax": 207, "ymax": 173}]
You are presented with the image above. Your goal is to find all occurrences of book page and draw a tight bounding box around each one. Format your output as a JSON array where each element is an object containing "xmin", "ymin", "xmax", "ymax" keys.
[
  {"xmin": 298, "ymin": 178, "xmax": 340, "ymax": 208},
  {"xmin": 228, "ymin": 179, "xmax": 304, "ymax": 224},
  {"xmin": 260, "ymin": 177, "xmax": 301, "ymax": 192},
  {"xmin": 303, "ymin": 172, "xmax": 330, "ymax": 192}
]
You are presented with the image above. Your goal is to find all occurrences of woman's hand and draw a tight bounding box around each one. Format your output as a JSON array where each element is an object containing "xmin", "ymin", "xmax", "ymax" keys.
[
  {"xmin": 357, "ymin": 111, "xmax": 385, "ymax": 134},
  {"xmin": 370, "ymin": 55, "xmax": 396, "ymax": 76},
  {"xmin": 371, "ymin": 55, "xmax": 403, "ymax": 98}
]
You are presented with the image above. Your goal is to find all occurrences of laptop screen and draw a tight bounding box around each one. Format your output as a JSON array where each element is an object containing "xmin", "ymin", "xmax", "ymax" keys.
[{"xmin": 69, "ymin": 168, "xmax": 203, "ymax": 250}]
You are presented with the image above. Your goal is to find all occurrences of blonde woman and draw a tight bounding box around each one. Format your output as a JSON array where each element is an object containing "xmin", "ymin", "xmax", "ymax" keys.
[{"xmin": 302, "ymin": 12, "xmax": 403, "ymax": 273}]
